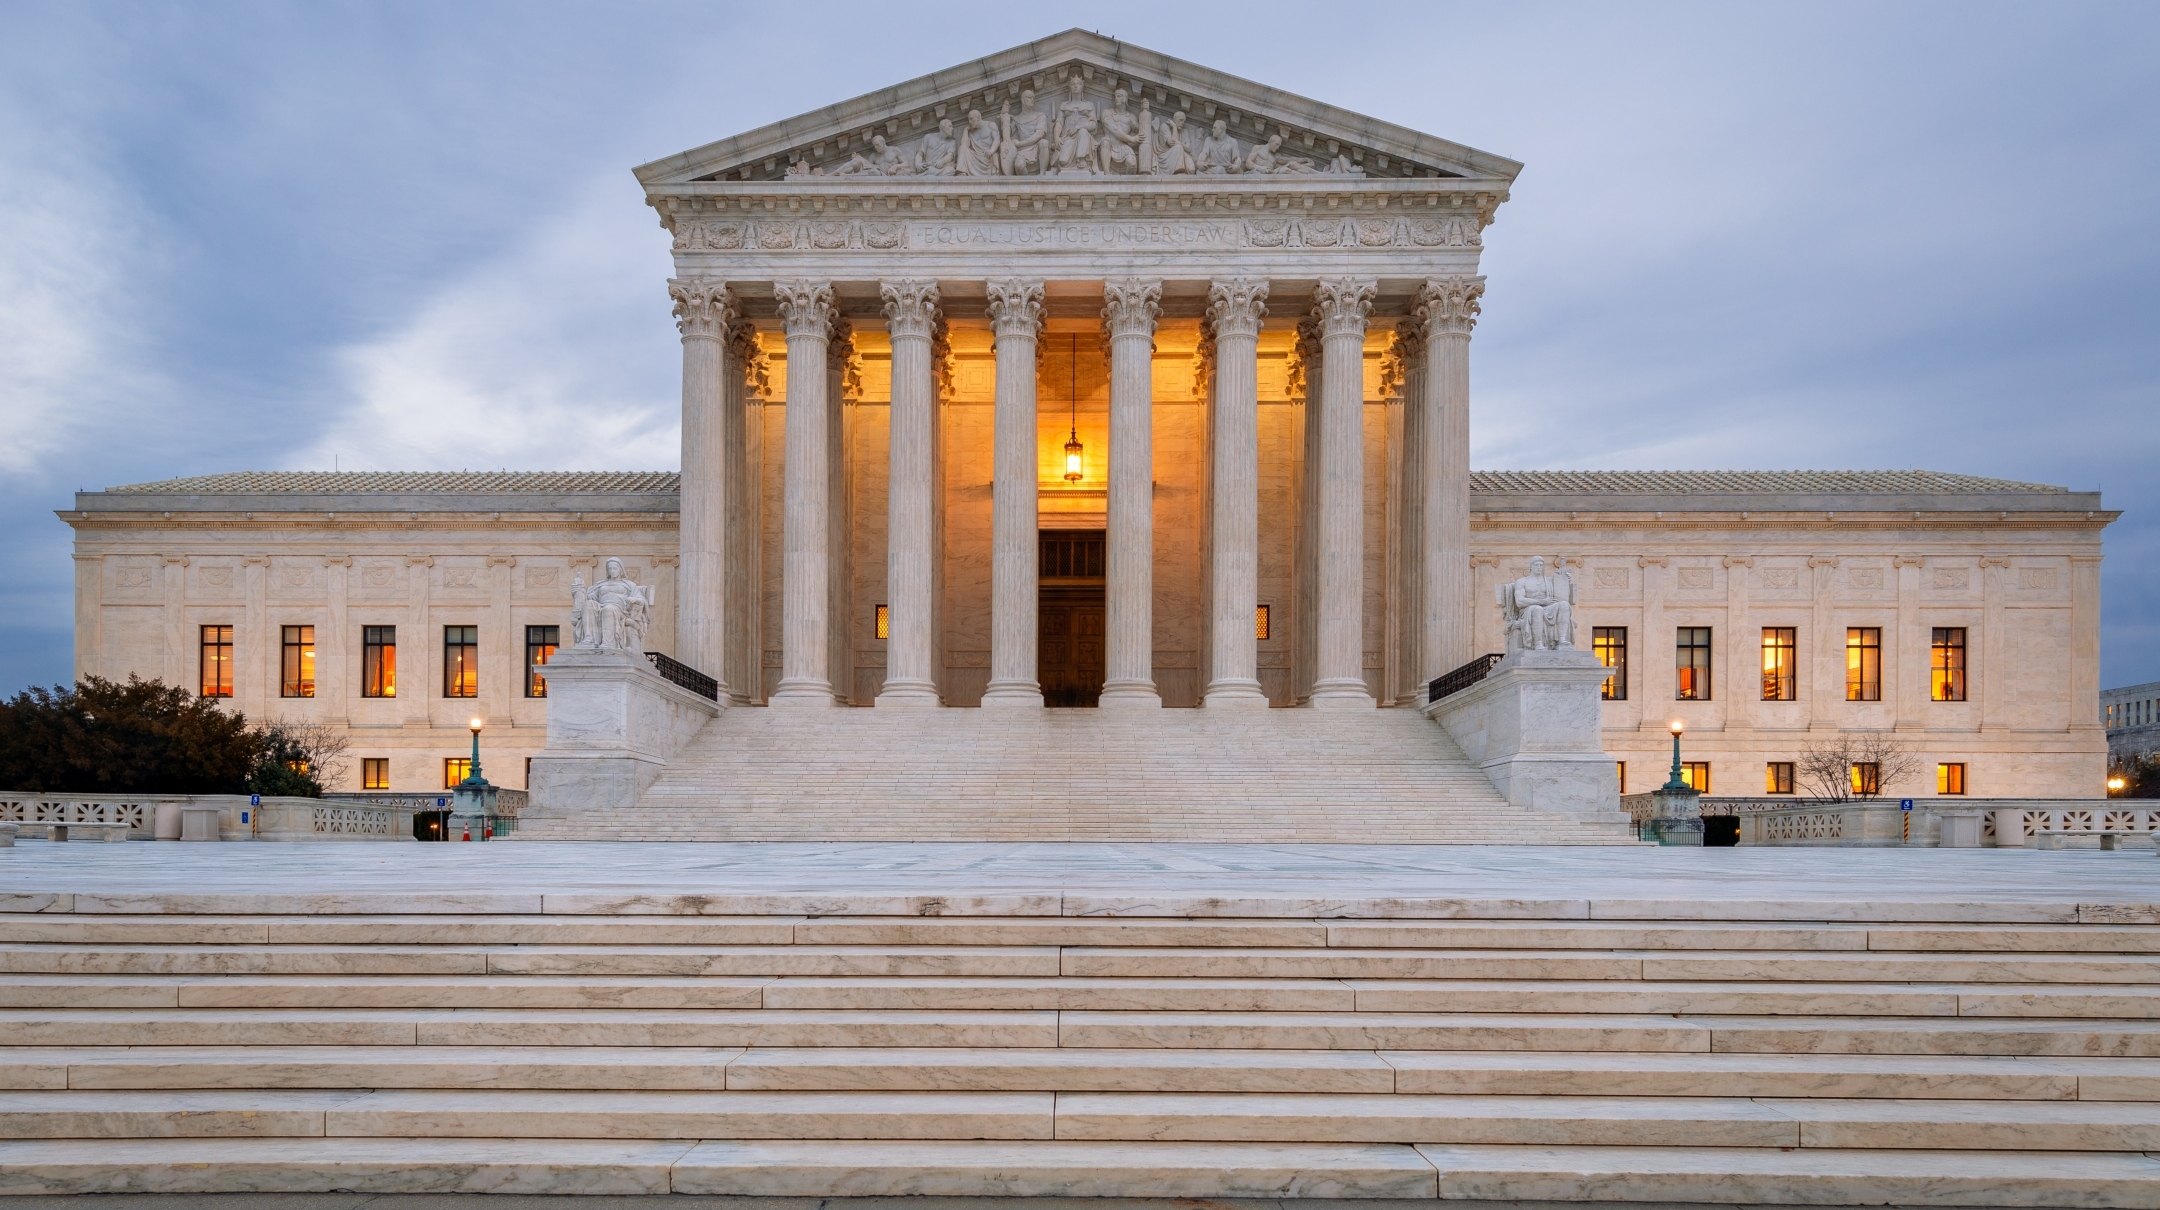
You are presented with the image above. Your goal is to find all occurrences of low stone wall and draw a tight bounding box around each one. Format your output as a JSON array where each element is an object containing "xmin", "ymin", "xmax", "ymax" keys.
[
  {"xmin": 0, "ymin": 794, "xmax": 412, "ymax": 842},
  {"xmin": 1697, "ymin": 797, "xmax": 2152, "ymax": 848}
]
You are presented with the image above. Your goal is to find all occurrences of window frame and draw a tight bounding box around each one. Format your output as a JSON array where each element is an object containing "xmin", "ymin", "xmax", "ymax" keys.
[
  {"xmin": 199, "ymin": 624, "xmax": 234, "ymax": 699},
  {"xmin": 1680, "ymin": 761, "xmax": 1711, "ymax": 794},
  {"xmin": 1593, "ymin": 626, "xmax": 1628, "ymax": 701},
  {"xmin": 1255, "ymin": 604, "xmax": 1271, "ymax": 641},
  {"xmin": 280, "ymin": 624, "xmax": 316, "ymax": 699},
  {"xmin": 361, "ymin": 757, "xmax": 390, "ymax": 790},
  {"xmin": 443, "ymin": 625, "xmax": 479, "ymax": 699},
  {"xmin": 361, "ymin": 625, "xmax": 397, "ymax": 699},
  {"xmin": 444, "ymin": 757, "xmax": 472, "ymax": 789},
  {"xmin": 525, "ymin": 624, "xmax": 559, "ymax": 699},
  {"xmin": 1931, "ymin": 627, "xmax": 1968, "ymax": 702},
  {"xmin": 1760, "ymin": 627, "xmax": 1797, "ymax": 701},
  {"xmin": 1675, "ymin": 626, "xmax": 1713, "ymax": 701},
  {"xmin": 1937, "ymin": 762, "xmax": 1967, "ymax": 795},
  {"xmin": 1851, "ymin": 761, "xmax": 1882, "ymax": 796},
  {"xmin": 1846, "ymin": 627, "xmax": 1882, "ymax": 702},
  {"xmin": 1766, "ymin": 761, "xmax": 1795, "ymax": 794}
]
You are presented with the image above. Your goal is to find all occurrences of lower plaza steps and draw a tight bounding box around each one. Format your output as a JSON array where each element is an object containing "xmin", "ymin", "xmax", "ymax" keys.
[
  {"xmin": 519, "ymin": 705, "xmax": 1633, "ymax": 844},
  {"xmin": 1, "ymin": 893, "xmax": 2159, "ymax": 1201}
]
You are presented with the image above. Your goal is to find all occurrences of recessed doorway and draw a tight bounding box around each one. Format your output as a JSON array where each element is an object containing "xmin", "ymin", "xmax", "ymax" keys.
[{"xmin": 1040, "ymin": 530, "xmax": 1105, "ymax": 708}]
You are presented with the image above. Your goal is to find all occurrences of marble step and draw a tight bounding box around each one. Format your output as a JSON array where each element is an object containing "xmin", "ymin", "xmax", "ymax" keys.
[
  {"xmin": 5, "ymin": 1136, "xmax": 2153, "ymax": 1200},
  {"xmin": 1061, "ymin": 946, "xmax": 2160, "ymax": 984},
  {"xmin": 0, "ymin": 944, "xmax": 1066, "ymax": 978}
]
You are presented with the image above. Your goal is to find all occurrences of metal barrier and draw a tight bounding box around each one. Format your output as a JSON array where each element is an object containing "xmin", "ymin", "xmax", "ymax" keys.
[
  {"xmin": 1427, "ymin": 653, "xmax": 1504, "ymax": 703},
  {"xmin": 644, "ymin": 650, "xmax": 720, "ymax": 700}
]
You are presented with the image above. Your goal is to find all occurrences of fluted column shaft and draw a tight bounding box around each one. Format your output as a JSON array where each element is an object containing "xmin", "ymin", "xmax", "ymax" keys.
[
  {"xmin": 1204, "ymin": 279, "xmax": 1270, "ymax": 708},
  {"xmin": 1100, "ymin": 279, "xmax": 1162, "ymax": 708},
  {"xmin": 983, "ymin": 279, "xmax": 1045, "ymax": 707},
  {"xmin": 670, "ymin": 278, "xmax": 733, "ymax": 696},
  {"xmin": 1310, "ymin": 278, "xmax": 1377, "ymax": 709},
  {"xmin": 1393, "ymin": 318, "xmax": 1427, "ymax": 704},
  {"xmin": 772, "ymin": 280, "xmax": 836, "ymax": 706},
  {"xmin": 1418, "ymin": 276, "xmax": 1483, "ymax": 688},
  {"xmin": 723, "ymin": 323, "xmax": 762, "ymax": 704},
  {"xmin": 877, "ymin": 280, "xmax": 941, "ymax": 705}
]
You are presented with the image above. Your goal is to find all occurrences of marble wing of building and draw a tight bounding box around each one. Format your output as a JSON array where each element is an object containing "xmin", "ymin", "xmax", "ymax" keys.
[{"xmin": 60, "ymin": 31, "xmax": 2114, "ymax": 826}]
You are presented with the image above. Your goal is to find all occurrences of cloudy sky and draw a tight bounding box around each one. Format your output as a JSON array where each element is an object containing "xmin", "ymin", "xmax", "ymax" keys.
[{"xmin": 3, "ymin": 1, "xmax": 2155, "ymax": 693}]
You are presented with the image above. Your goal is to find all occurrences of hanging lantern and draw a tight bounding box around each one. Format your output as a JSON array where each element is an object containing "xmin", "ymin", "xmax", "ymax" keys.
[
  {"xmin": 1062, "ymin": 332, "xmax": 1084, "ymax": 482},
  {"xmin": 1064, "ymin": 432, "xmax": 1084, "ymax": 482}
]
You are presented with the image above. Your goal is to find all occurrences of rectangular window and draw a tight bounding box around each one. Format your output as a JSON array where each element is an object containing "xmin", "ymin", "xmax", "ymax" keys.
[
  {"xmin": 525, "ymin": 625, "xmax": 559, "ymax": 698},
  {"xmin": 361, "ymin": 757, "xmax": 390, "ymax": 790},
  {"xmin": 1846, "ymin": 627, "xmax": 1882, "ymax": 701},
  {"xmin": 199, "ymin": 625, "xmax": 234, "ymax": 698},
  {"xmin": 1932, "ymin": 627, "xmax": 1967, "ymax": 702},
  {"xmin": 1938, "ymin": 762, "xmax": 1967, "ymax": 795},
  {"xmin": 280, "ymin": 625, "xmax": 316, "ymax": 698},
  {"xmin": 1615, "ymin": 761, "xmax": 1626, "ymax": 794},
  {"xmin": 362, "ymin": 626, "xmax": 397, "ymax": 698},
  {"xmin": 1593, "ymin": 627, "xmax": 1627, "ymax": 700},
  {"xmin": 1766, "ymin": 761, "xmax": 1795, "ymax": 794},
  {"xmin": 1675, "ymin": 627, "xmax": 1712, "ymax": 700},
  {"xmin": 445, "ymin": 757, "xmax": 471, "ymax": 788},
  {"xmin": 1256, "ymin": 604, "xmax": 1271, "ymax": 641},
  {"xmin": 1761, "ymin": 627, "xmax": 1797, "ymax": 701},
  {"xmin": 1681, "ymin": 761, "xmax": 1711, "ymax": 793},
  {"xmin": 874, "ymin": 605, "xmax": 891, "ymax": 641},
  {"xmin": 1851, "ymin": 762, "xmax": 1881, "ymax": 796},
  {"xmin": 444, "ymin": 626, "xmax": 479, "ymax": 698}
]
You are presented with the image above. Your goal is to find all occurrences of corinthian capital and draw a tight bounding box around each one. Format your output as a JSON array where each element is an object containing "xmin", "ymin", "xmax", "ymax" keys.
[
  {"xmin": 879, "ymin": 279, "xmax": 941, "ymax": 340},
  {"xmin": 1100, "ymin": 278, "xmax": 1162, "ymax": 341},
  {"xmin": 772, "ymin": 279, "xmax": 836, "ymax": 339},
  {"xmin": 1311, "ymin": 277, "xmax": 1377, "ymax": 340},
  {"xmin": 669, "ymin": 278, "xmax": 735, "ymax": 341},
  {"xmin": 729, "ymin": 319, "xmax": 771, "ymax": 398},
  {"xmin": 1287, "ymin": 316, "xmax": 1324, "ymax": 398},
  {"xmin": 1206, "ymin": 278, "xmax": 1270, "ymax": 340},
  {"xmin": 1414, "ymin": 275, "xmax": 1486, "ymax": 338},
  {"xmin": 984, "ymin": 278, "xmax": 1045, "ymax": 340}
]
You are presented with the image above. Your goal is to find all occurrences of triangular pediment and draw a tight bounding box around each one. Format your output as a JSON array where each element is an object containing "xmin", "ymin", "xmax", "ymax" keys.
[{"xmin": 634, "ymin": 30, "xmax": 1520, "ymax": 188}]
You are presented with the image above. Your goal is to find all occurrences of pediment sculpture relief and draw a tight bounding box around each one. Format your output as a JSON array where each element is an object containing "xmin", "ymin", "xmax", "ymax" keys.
[{"xmin": 787, "ymin": 80, "xmax": 1370, "ymax": 181}]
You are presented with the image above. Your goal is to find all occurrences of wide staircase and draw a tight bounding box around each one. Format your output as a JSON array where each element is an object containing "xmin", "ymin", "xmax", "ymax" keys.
[
  {"xmin": 1, "ymin": 894, "xmax": 2158, "ymax": 1200},
  {"xmin": 522, "ymin": 706, "xmax": 1631, "ymax": 844}
]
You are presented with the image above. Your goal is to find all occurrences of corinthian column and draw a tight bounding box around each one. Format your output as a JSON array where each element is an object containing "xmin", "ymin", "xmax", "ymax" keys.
[
  {"xmin": 670, "ymin": 278, "xmax": 733, "ymax": 694},
  {"xmin": 1204, "ymin": 278, "xmax": 1270, "ymax": 708},
  {"xmin": 1416, "ymin": 275, "xmax": 1483, "ymax": 688},
  {"xmin": 877, "ymin": 280, "xmax": 942, "ymax": 706},
  {"xmin": 1310, "ymin": 277, "xmax": 1376, "ymax": 709},
  {"xmin": 983, "ymin": 278, "xmax": 1045, "ymax": 708},
  {"xmin": 1100, "ymin": 278, "xmax": 1162, "ymax": 708},
  {"xmin": 771, "ymin": 279, "xmax": 837, "ymax": 707}
]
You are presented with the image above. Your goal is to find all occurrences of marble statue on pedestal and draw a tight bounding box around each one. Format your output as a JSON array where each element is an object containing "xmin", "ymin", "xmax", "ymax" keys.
[
  {"xmin": 1499, "ymin": 556, "xmax": 1576, "ymax": 653},
  {"xmin": 570, "ymin": 558, "xmax": 655, "ymax": 654}
]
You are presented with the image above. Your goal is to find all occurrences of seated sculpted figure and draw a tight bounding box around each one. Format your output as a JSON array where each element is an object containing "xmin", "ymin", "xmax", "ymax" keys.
[
  {"xmin": 1097, "ymin": 89, "xmax": 1143, "ymax": 174},
  {"xmin": 570, "ymin": 557, "xmax": 656, "ymax": 654},
  {"xmin": 1195, "ymin": 119, "xmax": 1243, "ymax": 174},
  {"xmin": 1051, "ymin": 77, "xmax": 1098, "ymax": 173},
  {"xmin": 1000, "ymin": 92, "xmax": 1050, "ymax": 175},
  {"xmin": 1244, "ymin": 134, "xmax": 1317, "ymax": 174},
  {"xmin": 1149, "ymin": 109, "xmax": 1197, "ymax": 174},
  {"xmin": 831, "ymin": 134, "xmax": 910, "ymax": 177},
  {"xmin": 1497, "ymin": 555, "xmax": 1576, "ymax": 653},
  {"xmin": 916, "ymin": 119, "xmax": 958, "ymax": 176}
]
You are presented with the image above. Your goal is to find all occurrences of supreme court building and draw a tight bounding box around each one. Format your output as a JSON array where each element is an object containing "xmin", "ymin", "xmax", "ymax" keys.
[{"xmin": 60, "ymin": 32, "xmax": 2114, "ymax": 827}]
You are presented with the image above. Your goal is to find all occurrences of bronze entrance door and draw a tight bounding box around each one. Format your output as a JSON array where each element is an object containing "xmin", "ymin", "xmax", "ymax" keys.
[{"xmin": 1039, "ymin": 589, "xmax": 1106, "ymax": 707}]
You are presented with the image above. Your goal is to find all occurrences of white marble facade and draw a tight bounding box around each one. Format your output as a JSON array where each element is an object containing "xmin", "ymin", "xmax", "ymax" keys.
[{"xmin": 57, "ymin": 33, "xmax": 2117, "ymax": 800}]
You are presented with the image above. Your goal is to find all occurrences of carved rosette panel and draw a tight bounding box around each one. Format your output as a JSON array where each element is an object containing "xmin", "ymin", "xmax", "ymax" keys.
[
  {"xmin": 984, "ymin": 278, "xmax": 1046, "ymax": 340},
  {"xmin": 1312, "ymin": 278, "xmax": 1377, "ymax": 339},
  {"xmin": 1415, "ymin": 275, "xmax": 1486, "ymax": 338},
  {"xmin": 669, "ymin": 278, "xmax": 736, "ymax": 341},
  {"xmin": 1205, "ymin": 278, "xmax": 1270, "ymax": 340},
  {"xmin": 1100, "ymin": 278, "xmax": 1162, "ymax": 342},
  {"xmin": 665, "ymin": 212, "xmax": 1491, "ymax": 255},
  {"xmin": 773, "ymin": 280, "xmax": 837, "ymax": 339},
  {"xmin": 879, "ymin": 279, "xmax": 942, "ymax": 340}
]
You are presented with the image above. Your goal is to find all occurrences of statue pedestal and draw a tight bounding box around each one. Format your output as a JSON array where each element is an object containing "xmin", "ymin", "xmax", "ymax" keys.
[
  {"xmin": 1642, "ymin": 786, "xmax": 1705, "ymax": 846},
  {"xmin": 1423, "ymin": 647, "xmax": 1623, "ymax": 825},
  {"xmin": 528, "ymin": 648, "xmax": 721, "ymax": 813}
]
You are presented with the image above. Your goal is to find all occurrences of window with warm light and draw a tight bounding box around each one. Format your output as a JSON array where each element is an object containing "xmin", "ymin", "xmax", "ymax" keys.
[
  {"xmin": 444, "ymin": 758, "xmax": 472, "ymax": 788},
  {"xmin": 362, "ymin": 626, "xmax": 396, "ymax": 698},
  {"xmin": 1681, "ymin": 762, "xmax": 1711, "ymax": 793},
  {"xmin": 1846, "ymin": 627, "xmax": 1881, "ymax": 701},
  {"xmin": 525, "ymin": 625, "xmax": 558, "ymax": 698},
  {"xmin": 199, "ymin": 625, "xmax": 234, "ymax": 698},
  {"xmin": 875, "ymin": 605, "xmax": 890, "ymax": 640},
  {"xmin": 1851, "ymin": 761, "xmax": 1881, "ymax": 796},
  {"xmin": 443, "ymin": 626, "xmax": 479, "ymax": 698},
  {"xmin": 1932, "ymin": 627, "xmax": 1967, "ymax": 701},
  {"xmin": 280, "ymin": 625, "xmax": 315, "ymax": 698},
  {"xmin": 1615, "ymin": 761, "xmax": 1626, "ymax": 794},
  {"xmin": 1938, "ymin": 762, "xmax": 1967, "ymax": 795},
  {"xmin": 1761, "ymin": 627, "xmax": 1796, "ymax": 701},
  {"xmin": 361, "ymin": 758, "xmax": 390, "ymax": 790},
  {"xmin": 1766, "ymin": 761, "xmax": 1795, "ymax": 794},
  {"xmin": 1593, "ymin": 627, "xmax": 1627, "ymax": 700},
  {"xmin": 1675, "ymin": 627, "xmax": 1712, "ymax": 700},
  {"xmin": 1255, "ymin": 605, "xmax": 1271, "ymax": 641}
]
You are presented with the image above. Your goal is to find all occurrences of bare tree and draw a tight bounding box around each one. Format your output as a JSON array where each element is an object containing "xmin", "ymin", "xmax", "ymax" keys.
[
  {"xmin": 1796, "ymin": 734, "xmax": 1922, "ymax": 802},
  {"xmin": 260, "ymin": 719, "xmax": 351, "ymax": 790}
]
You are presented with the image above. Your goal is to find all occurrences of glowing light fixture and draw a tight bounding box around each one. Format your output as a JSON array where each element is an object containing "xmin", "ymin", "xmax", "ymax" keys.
[{"xmin": 1063, "ymin": 333, "xmax": 1084, "ymax": 482}]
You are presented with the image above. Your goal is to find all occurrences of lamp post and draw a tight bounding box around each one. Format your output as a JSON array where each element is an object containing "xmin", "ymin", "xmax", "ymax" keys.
[
  {"xmin": 2108, "ymin": 775, "xmax": 2126, "ymax": 798},
  {"xmin": 463, "ymin": 718, "xmax": 486, "ymax": 787},
  {"xmin": 452, "ymin": 717, "xmax": 498, "ymax": 839},
  {"xmin": 1662, "ymin": 719, "xmax": 1689, "ymax": 792}
]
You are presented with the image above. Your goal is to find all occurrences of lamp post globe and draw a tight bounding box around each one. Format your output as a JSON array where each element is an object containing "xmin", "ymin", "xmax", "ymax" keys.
[{"xmin": 1662, "ymin": 719, "xmax": 1689, "ymax": 792}]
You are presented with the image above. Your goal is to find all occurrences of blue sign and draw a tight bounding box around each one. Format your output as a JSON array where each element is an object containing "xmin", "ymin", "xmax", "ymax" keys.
[
  {"xmin": 1900, "ymin": 798, "xmax": 1914, "ymax": 811},
  {"xmin": 436, "ymin": 797, "xmax": 448, "ymax": 808},
  {"xmin": 240, "ymin": 811, "xmax": 249, "ymax": 824},
  {"xmin": 249, "ymin": 794, "xmax": 261, "ymax": 806}
]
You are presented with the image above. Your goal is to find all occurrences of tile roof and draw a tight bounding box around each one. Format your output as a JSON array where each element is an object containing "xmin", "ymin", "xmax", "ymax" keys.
[
  {"xmin": 106, "ymin": 471, "xmax": 681, "ymax": 494},
  {"xmin": 1467, "ymin": 470, "xmax": 2065, "ymax": 495}
]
